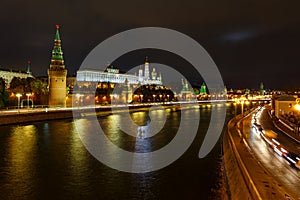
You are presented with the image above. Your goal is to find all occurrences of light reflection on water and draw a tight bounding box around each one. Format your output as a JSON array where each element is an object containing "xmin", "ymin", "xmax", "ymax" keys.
[
  {"xmin": 0, "ymin": 103, "xmax": 234, "ymax": 199},
  {"xmin": 7, "ymin": 125, "xmax": 38, "ymax": 198}
]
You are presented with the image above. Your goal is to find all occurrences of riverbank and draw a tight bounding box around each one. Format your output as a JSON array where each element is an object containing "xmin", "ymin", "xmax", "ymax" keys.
[
  {"xmin": 0, "ymin": 103, "xmax": 198, "ymax": 126},
  {"xmin": 0, "ymin": 109, "xmax": 73, "ymax": 126},
  {"xmin": 0, "ymin": 105, "xmax": 147, "ymax": 126},
  {"xmin": 0, "ymin": 101, "xmax": 229, "ymax": 126}
]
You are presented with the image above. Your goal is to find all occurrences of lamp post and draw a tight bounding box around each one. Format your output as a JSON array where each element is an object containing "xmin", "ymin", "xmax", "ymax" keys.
[
  {"xmin": 26, "ymin": 93, "xmax": 31, "ymax": 109},
  {"xmin": 16, "ymin": 93, "xmax": 22, "ymax": 113},
  {"xmin": 233, "ymin": 102, "xmax": 237, "ymax": 116},
  {"xmin": 245, "ymin": 100, "xmax": 250, "ymax": 113},
  {"xmin": 110, "ymin": 94, "xmax": 113, "ymax": 104},
  {"xmin": 140, "ymin": 94, "xmax": 143, "ymax": 103},
  {"xmin": 76, "ymin": 94, "xmax": 83, "ymax": 108},
  {"xmin": 241, "ymin": 100, "xmax": 245, "ymax": 115}
]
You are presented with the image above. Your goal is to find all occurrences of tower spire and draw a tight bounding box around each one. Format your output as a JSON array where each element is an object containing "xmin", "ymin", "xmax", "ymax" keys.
[
  {"xmin": 51, "ymin": 24, "xmax": 64, "ymax": 66},
  {"xmin": 27, "ymin": 60, "xmax": 31, "ymax": 74},
  {"xmin": 55, "ymin": 24, "xmax": 60, "ymax": 40},
  {"xmin": 144, "ymin": 56, "xmax": 150, "ymax": 80},
  {"xmin": 145, "ymin": 56, "xmax": 149, "ymax": 64}
]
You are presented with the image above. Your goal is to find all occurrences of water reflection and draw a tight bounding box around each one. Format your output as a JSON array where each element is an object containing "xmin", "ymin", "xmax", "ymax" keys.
[
  {"xmin": 6, "ymin": 125, "xmax": 38, "ymax": 198},
  {"xmin": 0, "ymin": 103, "xmax": 234, "ymax": 199}
]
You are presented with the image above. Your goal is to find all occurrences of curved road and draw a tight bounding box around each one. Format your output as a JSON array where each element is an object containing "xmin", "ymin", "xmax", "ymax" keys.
[{"xmin": 239, "ymin": 106, "xmax": 300, "ymax": 199}]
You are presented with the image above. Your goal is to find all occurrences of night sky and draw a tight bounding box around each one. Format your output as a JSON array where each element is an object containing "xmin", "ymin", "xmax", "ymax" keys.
[{"xmin": 1, "ymin": 0, "xmax": 300, "ymax": 90}]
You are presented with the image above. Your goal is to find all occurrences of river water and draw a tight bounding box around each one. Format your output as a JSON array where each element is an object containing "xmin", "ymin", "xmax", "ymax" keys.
[{"xmin": 0, "ymin": 103, "xmax": 235, "ymax": 200}]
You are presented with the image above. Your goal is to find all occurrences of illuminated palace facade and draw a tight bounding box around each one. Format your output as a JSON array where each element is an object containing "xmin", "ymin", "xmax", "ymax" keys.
[
  {"xmin": 76, "ymin": 57, "xmax": 163, "ymax": 87},
  {"xmin": 0, "ymin": 61, "xmax": 33, "ymax": 88}
]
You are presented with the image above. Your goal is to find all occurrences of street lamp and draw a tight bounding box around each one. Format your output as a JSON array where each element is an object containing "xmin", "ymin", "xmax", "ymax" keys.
[
  {"xmin": 16, "ymin": 93, "xmax": 22, "ymax": 113},
  {"xmin": 233, "ymin": 102, "xmax": 237, "ymax": 116},
  {"xmin": 110, "ymin": 94, "xmax": 113, "ymax": 104},
  {"xmin": 26, "ymin": 93, "xmax": 31, "ymax": 109},
  {"xmin": 295, "ymin": 98, "xmax": 300, "ymax": 111},
  {"xmin": 239, "ymin": 100, "xmax": 244, "ymax": 115},
  {"xmin": 140, "ymin": 94, "xmax": 143, "ymax": 103},
  {"xmin": 153, "ymin": 94, "xmax": 156, "ymax": 102},
  {"xmin": 295, "ymin": 104, "xmax": 300, "ymax": 111}
]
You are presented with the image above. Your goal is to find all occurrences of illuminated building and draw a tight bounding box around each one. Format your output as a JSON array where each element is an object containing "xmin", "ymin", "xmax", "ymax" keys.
[
  {"xmin": 180, "ymin": 78, "xmax": 193, "ymax": 100},
  {"xmin": 76, "ymin": 57, "xmax": 163, "ymax": 87},
  {"xmin": 273, "ymin": 95, "xmax": 297, "ymax": 118},
  {"xmin": 0, "ymin": 61, "xmax": 33, "ymax": 88}
]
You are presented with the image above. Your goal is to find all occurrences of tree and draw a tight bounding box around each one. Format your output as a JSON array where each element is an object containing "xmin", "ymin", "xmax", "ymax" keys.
[
  {"xmin": 30, "ymin": 79, "xmax": 48, "ymax": 104},
  {"xmin": 0, "ymin": 77, "xmax": 5, "ymax": 93},
  {"xmin": 9, "ymin": 77, "xmax": 25, "ymax": 94},
  {"xmin": 30, "ymin": 79, "xmax": 48, "ymax": 96},
  {"xmin": 0, "ymin": 78, "xmax": 9, "ymax": 108},
  {"xmin": 9, "ymin": 77, "xmax": 48, "ymax": 105}
]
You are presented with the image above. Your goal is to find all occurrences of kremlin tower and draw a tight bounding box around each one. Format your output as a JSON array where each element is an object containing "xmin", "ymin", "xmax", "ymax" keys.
[
  {"xmin": 48, "ymin": 25, "xmax": 67, "ymax": 107},
  {"xmin": 144, "ymin": 56, "xmax": 150, "ymax": 81}
]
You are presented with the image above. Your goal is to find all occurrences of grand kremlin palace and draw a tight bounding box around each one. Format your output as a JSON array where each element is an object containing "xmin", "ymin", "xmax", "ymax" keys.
[{"xmin": 76, "ymin": 58, "xmax": 163, "ymax": 88}]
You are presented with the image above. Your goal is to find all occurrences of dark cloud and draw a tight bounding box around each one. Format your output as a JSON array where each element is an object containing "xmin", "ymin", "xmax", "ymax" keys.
[{"xmin": 1, "ymin": 0, "xmax": 300, "ymax": 89}]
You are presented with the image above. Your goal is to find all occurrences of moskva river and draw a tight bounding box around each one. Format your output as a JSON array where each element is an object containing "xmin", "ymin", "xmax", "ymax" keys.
[{"xmin": 0, "ymin": 103, "xmax": 236, "ymax": 199}]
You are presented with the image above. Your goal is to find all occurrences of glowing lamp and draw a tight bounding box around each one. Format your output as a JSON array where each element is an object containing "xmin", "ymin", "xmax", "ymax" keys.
[{"xmin": 295, "ymin": 104, "xmax": 300, "ymax": 111}]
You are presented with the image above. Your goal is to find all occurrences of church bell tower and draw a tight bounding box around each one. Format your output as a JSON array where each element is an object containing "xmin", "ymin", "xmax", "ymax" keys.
[{"xmin": 48, "ymin": 24, "xmax": 67, "ymax": 107}]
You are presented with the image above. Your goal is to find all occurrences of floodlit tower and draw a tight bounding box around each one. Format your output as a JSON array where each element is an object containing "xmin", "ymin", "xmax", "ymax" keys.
[
  {"xmin": 159, "ymin": 73, "xmax": 162, "ymax": 82},
  {"xmin": 180, "ymin": 78, "xmax": 192, "ymax": 100},
  {"xmin": 260, "ymin": 82, "xmax": 265, "ymax": 96},
  {"xmin": 224, "ymin": 86, "xmax": 227, "ymax": 95},
  {"xmin": 144, "ymin": 56, "xmax": 150, "ymax": 81},
  {"xmin": 27, "ymin": 60, "xmax": 32, "ymax": 75},
  {"xmin": 151, "ymin": 68, "xmax": 157, "ymax": 80},
  {"xmin": 200, "ymin": 82, "xmax": 207, "ymax": 95},
  {"xmin": 138, "ymin": 66, "xmax": 143, "ymax": 82},
  {"xmin": 121, "ymin": 78, "xmax": 132, "ymax": 103},
  {"xmin": 48, "ymin": 24, "xmax": 67, "ymax": 107}
]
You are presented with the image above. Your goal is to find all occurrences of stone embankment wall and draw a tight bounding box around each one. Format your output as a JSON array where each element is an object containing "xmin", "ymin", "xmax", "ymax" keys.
[
  {"xmin": 0, "ymin": 110, "xmax": 74, "ymax": 125},
  {"xmin": 223, "ymin": 116, "xmax": 253, "ymax": 200}
]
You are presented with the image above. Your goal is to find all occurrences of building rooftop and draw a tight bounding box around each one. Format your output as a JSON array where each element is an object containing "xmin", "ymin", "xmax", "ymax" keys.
[
  {"xmin": 0, "ymin": 67, "xmax": 28, "ymax": 74},
  {"xmin": 276, "ymin": 95, "xmax": 297, "ymax": 101}
]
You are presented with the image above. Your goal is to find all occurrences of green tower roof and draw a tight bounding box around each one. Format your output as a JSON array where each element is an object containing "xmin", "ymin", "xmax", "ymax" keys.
[
  {"xmin": 51, "ymin": 24, "xmax": 64, "ymax": 63},
  {"xmin": 200, "ymin": 82, "xmax": 207, "ymax": 94}
]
